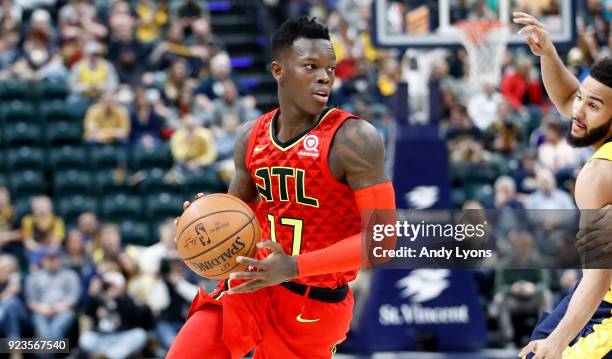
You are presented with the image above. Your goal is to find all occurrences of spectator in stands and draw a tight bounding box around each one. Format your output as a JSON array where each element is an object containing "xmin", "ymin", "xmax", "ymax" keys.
[
  {"xmin": 92, "ymin": 224, "xmax": 125, "ymax": 264},
  {"xmin": 500, "ymin": 56, "xmax": 544, "ymax": 110},
  {"xmin": 149, "ymin": 256, "xmax": 198, "ymax": 352},
  {"xmin": 169, "ymin": 115, "xmax": 217, "ymax": 183},
  {"xmin": 512, "ymin": 150, "xmax": 539, "ymax": 194},
  {"xmin": 210, "ymin": 80, "xmax": 259, "ymax": 127},
  {"xmin": 377, "ymin": 56, "xmax": 401, "ymax": 100},
  {"xmin": 446, "ymin": 105, "xmax": 489, "ymax": 164},
  {"xmin": 492, "ymin": 231, "xmax": 553, "ymax": 346},
  {"xmin": 537, "ymin": 121, "xmax": 580, "ymax": 175},
  {"xmin": 149, "ymin": 21, "xmax": 205, "ymax": 75},
  {"xmin": 493, "ymin": 176, "xmax": 523, "ymax": 210},
  {"xmin": 467, "ymin": 82, "xmax": 504, "ymax": 131},
  {"xmin": 529, "ymin": 111, "xmax": 558, "ymax": 148},
  {"xmin": 108, "ymin": 4, "xmax": 141, "ymax": 86},
  {"xmin": 21, "ymin": 196, "xmax": 65, "ymax": 252},
  {"xmin": 10, "ymin": 9, "xmax": 59, "ymax": 81},
  {"xmin": 68, "ymin": 42, "xmax": 119, "ymax": 105},
  {"xmin": 195, "ymin": 52, "xmax": 236, "ymax": 103},
  {"xmin": 79, "ymin": 271, "xmax": 149, "ymax": 358},
  {"xmin": 161, "ymin": 58, "xmax": 196, "ymax": 108},
  {"xmin": 524, "ymin": 169, "xmax": 575, "ymax": 210},
  {"xmin": 0, "ymin": 254, "xmax": 27, "ymax": 341},
  {"xmin": 130, "ymin": 88, "xmax": 163, "ymax": 147},
  {"xmin": 214, "ymin": 112, "xmax": 240, "ymax": 161},
  {"xmin": 139, "ymin": 219, "xmax": 176, "ymax": 276},
  {"xmin": 63, "ymin": 229, "xmax": 95, "ymax": 301},
  {"xmin": 0, "ymin": 0, "xmax": 21, "ymax": 75},
  {"xmin": 77, "ymin": 211, "xmax": 99, "ymax": 250},
  {"xmin": 187, "ymin": 17, "xmax": 223, "ymax": 67},
  {"xmin": 0, "ymin": 187, "xmax": 20, "ymax": 248},
  {"xmin": 135, "ymin": 0, "xmax": 168, "ymax": 44},
  {"xmin": 487, "ymin": 99, "xmax": 525, "ymax": 154},
  {"xmin": 59, "ymin": 0, "xmax": 108, "ymax": 66},
  {"xmin": 25, "ymin": 246, "xmax": 80, "ymax": 340},
  {"xmin": 119, "ymin": 252, "xmax": 156, "ymax": 309},
  {"xmin": 83, "ymin": 91, "xmax": 131, "ymax": 144}
]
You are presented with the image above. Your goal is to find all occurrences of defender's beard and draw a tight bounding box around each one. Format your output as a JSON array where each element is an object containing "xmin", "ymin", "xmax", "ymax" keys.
[{"xmin": 567, "ymin": 117, "xmax": 612, "ymax": 147}]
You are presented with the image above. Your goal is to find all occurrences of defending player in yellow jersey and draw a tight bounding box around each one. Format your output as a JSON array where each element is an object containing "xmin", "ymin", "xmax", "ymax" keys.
[{"xmin": 514, "ymin": 11, "xmax": 612, "ymax": 359}]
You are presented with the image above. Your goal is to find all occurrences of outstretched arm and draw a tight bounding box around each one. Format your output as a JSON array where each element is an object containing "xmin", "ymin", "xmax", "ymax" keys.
[{"xmin": 513, "ymin": 12, "xmax": 580, "ymax": 117}]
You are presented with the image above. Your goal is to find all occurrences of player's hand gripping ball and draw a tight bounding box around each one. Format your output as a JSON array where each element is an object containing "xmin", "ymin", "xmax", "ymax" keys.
[{"xmin": 176, "ymin": 194, "xmax": 260, "ymax": 280}]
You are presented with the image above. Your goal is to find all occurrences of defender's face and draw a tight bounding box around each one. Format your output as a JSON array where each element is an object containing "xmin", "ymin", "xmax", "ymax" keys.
[
  {"xmin": 568, "ymin": 76, "xmax": 612, "ymax": 147},
  {"xmin": 277, "ymin": 38, "xmax": 336, "ymax": 115}
]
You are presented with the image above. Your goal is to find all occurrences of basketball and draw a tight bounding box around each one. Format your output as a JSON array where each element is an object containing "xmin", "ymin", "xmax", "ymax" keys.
[{"xmin": 176, "ymin": 194, "xmax": 260, "ymax": 280}]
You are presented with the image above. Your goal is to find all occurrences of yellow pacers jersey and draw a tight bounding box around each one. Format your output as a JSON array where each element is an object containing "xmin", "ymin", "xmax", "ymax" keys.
[{"xmin": 588, "ymin": 141, "xmax": 612, "ymax": 304}]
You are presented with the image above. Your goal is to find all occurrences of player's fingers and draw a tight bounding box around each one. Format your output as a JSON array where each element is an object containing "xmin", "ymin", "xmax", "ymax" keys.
[
  {"xmin": 236, "ymin": 256, "xmax": 264, "ymax": 268},
  {"xmin": 229, "ymin": 271, "xmax": 263, "ymax": 281},
  {"xmin": 518, "ymin": 342, "xmax": 536, "ymax": 357},
  {"xmin": 592, "ymin": 204, "xmax": 612, "ymax": 223},
  {"xmin": 257, "ymin": 240, "xmax": 283, "ymax": 253},
  {"xmin": 183, "ymin": 200, "xmax": 191, "ymax": 210},
  {"xmin": 193, "ymin": 192, "xmax": 205, "ymax": 201},
  {"xmin": 228, "ymin": 279, "xmax": 266, "ymax": 294},
  {"xmin": 517, "ymin": 25, "xmax": 544, "ymax": 37},
  {"xmin": 513, "ymin": 14, "xmax": 545, "ymax": 29}
]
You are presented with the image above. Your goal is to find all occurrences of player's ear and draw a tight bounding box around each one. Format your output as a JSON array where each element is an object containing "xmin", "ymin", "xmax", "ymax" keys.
[{"xmin": 271, "ymin": 61, "xmax": 284, "ymax": 82}]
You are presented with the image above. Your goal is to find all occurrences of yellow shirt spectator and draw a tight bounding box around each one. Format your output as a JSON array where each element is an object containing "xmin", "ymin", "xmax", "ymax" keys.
[
  {"xmin": 136, "ymin": 0, "xmax": 168, "ymax": 43},
  {"xmin": 171, "ymin": 124, "xmax": 217, "ymax": 167},
  {"xmin": 22, "ymin": 214, "xmax": 65, "ymax": 244},
  {"xmin": 84, "ymin": 96, "xmax": 131, "ymax": 144}
]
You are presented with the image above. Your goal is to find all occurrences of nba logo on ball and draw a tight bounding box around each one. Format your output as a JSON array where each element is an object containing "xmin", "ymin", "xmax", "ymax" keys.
[{"xmin": 299, "ymin": 135, "xmax": 319, "ymax": 158}]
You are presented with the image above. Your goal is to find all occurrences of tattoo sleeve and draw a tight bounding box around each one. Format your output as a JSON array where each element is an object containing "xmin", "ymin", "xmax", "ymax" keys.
[{"xmin": 334, "ymin": 119, "xmax": 389, "ymax": 190}]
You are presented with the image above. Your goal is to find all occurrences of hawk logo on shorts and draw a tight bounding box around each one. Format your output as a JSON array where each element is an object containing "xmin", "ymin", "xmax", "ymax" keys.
[
  {"xmin": 298, "ymin": 135, "xmax": 319, "ymax": 158},
  {"xmin": 194, "ymin": 223, "xmax": 212, "ymax": 247}
]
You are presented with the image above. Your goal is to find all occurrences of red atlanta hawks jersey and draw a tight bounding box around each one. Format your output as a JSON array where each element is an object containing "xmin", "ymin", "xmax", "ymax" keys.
[{"xmin": 245, "ymin": 107, "xmax": 362, "ymax": 288}]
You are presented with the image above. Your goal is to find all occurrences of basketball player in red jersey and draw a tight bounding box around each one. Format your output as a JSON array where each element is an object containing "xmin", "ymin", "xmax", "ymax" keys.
[{"xmin": 167, "ymin": 17, "xmax": 396, "ymax": 358}]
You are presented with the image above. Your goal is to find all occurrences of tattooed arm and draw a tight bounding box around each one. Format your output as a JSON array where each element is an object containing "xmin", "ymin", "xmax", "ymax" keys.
[{"xmin": 330, "ymin": 118, "xmax": 389, "ymax": 189}]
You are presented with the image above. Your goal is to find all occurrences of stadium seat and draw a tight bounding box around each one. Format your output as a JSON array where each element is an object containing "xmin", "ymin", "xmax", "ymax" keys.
[
  {"xmin": 53, "ymin": 170, "xmax": 93, "ymax": 196},
  {"xmin": 144, "ymin": 192, "xmax": 183, "ymax": 221},
  {"xmin": 12, "ymin": 196, "xmax": 33, "ymax": 218},
  {"xmin": 0, "ymin": 81, "xmax": 30, "ymax": 101},
  {"xmin": 44, "ymin": 121, "xmax": 82, "ymax": 146},
  {"xmin": 130, "ymin": 143, "xmax": 173, "ymax": 170},
  {"xmin": 93, "ymin": 169, "xmax": 132, "ymax": 195},
  {"xmin": 49, "ymin": 145, "xmax": 88, "ymax": 170},
  {"xmin": 6, "ymin": 147, "xmax": 45, "ymax": 171},
  {"xmin": 40, "ymin": 100, "xmax": 75, "ymax": 123},
  {"xmin": 35, "ymin": 80, "xmax": 68, "ymax": 101},
  {"xmin": 3, "ymin": 122, "xmax": 42, "ymax": 146},
  {"xmin": 56, "ymin": 195, "xmax": 98, "ymax": 226},
  {"xmin": 9, "ymin": 170, "xmax": 46, "ymax": 198},
  {"xmin": 101, "ymin": 194, "xmax": 142, "ymax": 222},
  {"xmin": 90, "ymin": 145, "xmax": 127, "ymax": 170},
  {"xmin": 1, "ymin": 100, "xmax": 35, "ymax": 123},
  {"xmin": 136, "ymin": 168, "xmax": 176, "ymax": 194},
  {"xmin": 181, "ymin": 168, "xmax": 220, "ymax": 197},
  {"xmin": 118, "ymin": 221, "xmax": 150, "ymax": 246}
]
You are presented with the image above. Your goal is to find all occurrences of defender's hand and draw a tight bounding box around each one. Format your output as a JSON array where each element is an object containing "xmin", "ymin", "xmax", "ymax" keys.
[
  {"xmin": 519, "ymin": 338, "xmax": 564, "ymax": 359},
  {"xmin": 575, "ymin": 205, "xmax": 612, "ymax": 268},
  {"xmin": 174, "ymin": 192, "xmax": 205, "ymax": 243},
  {"xmin": 513, "ymin": 12, "xmax": 556, "ymax": 57},
  {"xmin": 227, "ymin": 240, "xmax": 299, "ymax": 294}
]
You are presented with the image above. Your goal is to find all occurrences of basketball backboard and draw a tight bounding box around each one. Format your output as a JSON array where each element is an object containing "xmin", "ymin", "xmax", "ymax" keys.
[{"xmin": 372, "ymin": 0, "xmax": 576, "ymax": 49}]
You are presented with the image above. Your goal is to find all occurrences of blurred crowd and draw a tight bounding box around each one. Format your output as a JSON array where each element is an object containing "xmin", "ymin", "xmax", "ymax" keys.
[{"xmin": 0, "ymin": 0, "xmax": 610, "ymax": 355}]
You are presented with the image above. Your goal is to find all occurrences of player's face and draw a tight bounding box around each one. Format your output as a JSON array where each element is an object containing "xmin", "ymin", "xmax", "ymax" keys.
[
  {"xmin": 276, "ymin": 38, "xmax": 336, "ymax": 115},
  {"xmin": 568, "ymin": 76, "xmax": 612, "ymax": 147}
]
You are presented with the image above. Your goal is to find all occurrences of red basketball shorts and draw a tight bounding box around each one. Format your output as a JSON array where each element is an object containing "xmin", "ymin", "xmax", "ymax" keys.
[{"xmin": 167, "ymin": 280, "xmax": 354, "ymax": 359}]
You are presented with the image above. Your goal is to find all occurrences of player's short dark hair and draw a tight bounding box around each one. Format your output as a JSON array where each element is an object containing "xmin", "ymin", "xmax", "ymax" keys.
[
  {"xmin": 590, "ymin": 58, "xmax": 612, "ymax": 89},
  {"xmin": 271, "ymin": 16, "xmax": 330, "ymax": 59}
]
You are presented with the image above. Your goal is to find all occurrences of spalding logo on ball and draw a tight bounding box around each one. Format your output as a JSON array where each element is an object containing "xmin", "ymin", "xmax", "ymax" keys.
[{"xmin": 176, "ymin": 194, "xmax": 260, "ymax": 280}]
